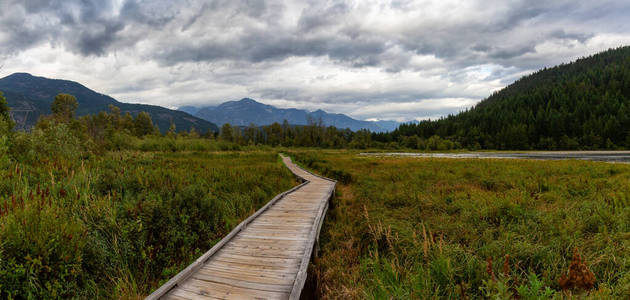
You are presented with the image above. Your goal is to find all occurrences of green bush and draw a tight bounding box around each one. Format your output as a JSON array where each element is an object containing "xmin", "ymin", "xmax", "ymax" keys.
[
  {"xmin": 0, "ymin": 118, "xmax": 11, "ymax": 168},
  {"xmin": 13, "ymin": 122, "xmax": 84, "ymax": 163},
  {"xmin": 0, "ymin": 207, "xmax": 88, "ymax": 298}
]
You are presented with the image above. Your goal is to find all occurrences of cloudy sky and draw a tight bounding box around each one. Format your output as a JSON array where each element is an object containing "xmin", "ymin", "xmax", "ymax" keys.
[{"xmin": 1, "ymin": 0, "xmax": 629, "ymax": 121}]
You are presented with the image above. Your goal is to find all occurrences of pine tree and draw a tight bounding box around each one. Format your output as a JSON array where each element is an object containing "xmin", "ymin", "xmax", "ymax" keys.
[
  {"xmin": 133, "ymin": 112, "xmax": 154, "ymax": 136},
  {"xmin": 220, "ymin": 123, "xmax": 233, "ymax": 142}
]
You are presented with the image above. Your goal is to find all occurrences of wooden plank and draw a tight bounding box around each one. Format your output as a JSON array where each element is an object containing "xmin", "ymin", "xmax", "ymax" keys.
[
  {"xmin": 210, "ymin": 258, "xmax": 300, "ymax": 271},
  {"xmin": 225, "ymin": 239, "xmax": 306, "ymax": 249},
  {"xmin": 220, "ymin": 245, "xmax": 304, "ymax": 256},
  {"xmin": 256, "ymin": 214, "xmax": 314, "ymax": 219},
  {"xmin": 192, "ymin": 272, "xmax": 292, "ymax": 293},
  {"xmin": 269, "ymin": 207, "xmax": 319, "ymax": 211},
  {"xmin": 215, "ymin": 253, "xmax": 301, "ymax": 265},
  {"xmin": 252, "ymin": 218, "xmax": 313, "ymax": 225},
  {"xmin": 238, "ymin": 232, "xmax": 309, "ymax": 240},
  {"xmin": 243, "ymin": 227, "xmax": 308, "ymax": 233},
  {"xmin": 162, "ymin": 293, "xmax": 194, "ymax": 300},
  {"xmin": 195, "ymin": 269, "xmax": 293, "ymax": 286},
  {"xmin": 167, "ymin": 287, "xmax": 224, "ymax": 300},
  {"xmin": 222, "ymin": 244, "xmax": 305, "ymax": 253},
  {"xmin": 254, "ymin": 211, "xmax": 314, "ymax": 217},
  {"xmin": 176, "ymin": 279, "xmax": 288, "ymax": 300},
  {"xmin": 246, "ymin": 221, "xmax": 311, "ymax": 227},
  {"xmin": 229, "ymin": 236, "xmax": 307, "ymax": 245},
  {"xmin": 245, "ymin": 224, "xmax": 311, "ymax": 231},
  {"xmin": 211, "ymin": 256, "xmax": 300, "ymax": 268},
  {"xmin": 205, "ymin": 262, "xmax": 296, "ymax": 274},
  {"xmin": 238, "ymin": 234, "xmax": 308, "ymax": 242},
  {"xmin": 202, "ymin": 264, "xmax": 297, "ymax": 279}
]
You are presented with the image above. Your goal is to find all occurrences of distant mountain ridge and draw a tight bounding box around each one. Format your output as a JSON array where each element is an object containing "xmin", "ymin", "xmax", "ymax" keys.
[
  {"xmin": 0, "ymin": 73, "xmax": 218, "ymax": 132},
  {"xmin": 185, "ymin": 98, "xmax": 400, "ymax": 132}
]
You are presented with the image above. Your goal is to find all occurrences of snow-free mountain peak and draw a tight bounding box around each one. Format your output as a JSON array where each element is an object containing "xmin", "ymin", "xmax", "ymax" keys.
[{"xmin": 182, "ymin": 98, "xmax": 401, "ymax": 132}]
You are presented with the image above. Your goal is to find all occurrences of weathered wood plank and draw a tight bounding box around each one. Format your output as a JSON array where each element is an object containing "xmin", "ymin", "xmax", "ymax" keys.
[
  {"xmin": 191, "ymin": 272, "xmax": 293, "ymax": 293},
  {"xmin": 167, "ymin": 287, "xmax": 223, "ymax": 300},
  {"xmin": 220, "ymin": 245, "xmax": 304, "ymax": 255},
  {"xmin": 224, "ymin": 241, "xmax": 306, "ymax": 251},
  {"xmin": 175, "ymin": 279, "xmax": 288, "ymax": 300},
  {"xmin": 212, "ymin": 257, "xmax": 300, "ymax": 269},
  {"xmin": 195, "ymin": 269, "xmax": 294, "ymax": 286},
  {"xmin": 201, "ymin": 265, "xmax": 297, "ymax": 279},
  {"xmin": 206, "ymin": 260, "xmax": 299, "ymax": 274},
  {"xmin": 229, "ymin": 236, "xmax": 308, "ymax": 246},
  {"xmin": 162, "ymin": 293, "xmax": 195, "ymax": 300}
]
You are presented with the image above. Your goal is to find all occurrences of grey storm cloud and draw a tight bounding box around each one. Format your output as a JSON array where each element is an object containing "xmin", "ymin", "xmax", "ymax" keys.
[
  {"xmin": 2, "ymin": 0, "xmax": 627, "ymax": 66},
  {"xmin": 0, "ymin": 0, "xmax": 177, "ymax": 56},
  {"xmin": 1, "ymin": 0, "xmax": 630, "ymax": 121}
]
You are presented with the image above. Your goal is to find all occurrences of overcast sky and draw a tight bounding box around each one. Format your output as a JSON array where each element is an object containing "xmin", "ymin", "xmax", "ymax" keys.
[{"xmin": 1, "ymin": 0, "xmax": 629, "ymax": 121}]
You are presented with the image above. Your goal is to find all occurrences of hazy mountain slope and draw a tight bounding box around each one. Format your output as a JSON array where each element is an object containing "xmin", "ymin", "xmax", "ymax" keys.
[
  {"xmin": 178, "ymin": 105, "xmax": 202, "ymax": 116},
  {"xmin": 0, "ymin": 73, "xmax": 218, "ymax": 132},
  {"xmin": 195, "ymin": 98, "xmax": 308, "ymax": 127},
  {"xmin": 190, "ymin": 98, "xmax": 398, "ymax": 132}
]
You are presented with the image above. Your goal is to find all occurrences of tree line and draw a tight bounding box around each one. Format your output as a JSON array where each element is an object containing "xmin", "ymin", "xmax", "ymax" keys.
[{"xmin": 218, "ymin": 118, "xmax": 375, "ymax": 149}]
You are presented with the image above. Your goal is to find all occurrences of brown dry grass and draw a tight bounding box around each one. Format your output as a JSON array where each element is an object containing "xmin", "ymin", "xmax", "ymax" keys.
[{"xmin": 558, "ymin": 248, "xmax": 596, "ymax": 291}]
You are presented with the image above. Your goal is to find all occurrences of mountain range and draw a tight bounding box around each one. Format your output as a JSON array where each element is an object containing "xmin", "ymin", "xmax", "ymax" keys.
[
  {"xmin": 0, "ymin": 73, "xmax": 218, "ymax": 133},
  {"xmin": 0, "ymin": 73, "xmax": 401, "ymax": 133},
  {"xmin": 181, "ymin": 98, "xmax": 401, "ymax": 132}
]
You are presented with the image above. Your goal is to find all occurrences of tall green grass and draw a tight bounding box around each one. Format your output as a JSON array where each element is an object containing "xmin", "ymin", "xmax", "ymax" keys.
[
  {"xmin": 0, "ymin": 150, "xmax": 296, "ymax": 298},
  {"xmin": 290, "ymin": 150, "xmax": 630, "ymax": 299}
]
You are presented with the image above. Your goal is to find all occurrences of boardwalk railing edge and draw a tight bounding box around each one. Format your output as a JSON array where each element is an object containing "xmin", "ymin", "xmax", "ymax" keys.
[
  {"xmin": 283, "ymin": 154, "xmax": 337, "ymax": 300},
  {"xmin": 145, "ymin": 153, "xmax": 336, "ymax": 300}
]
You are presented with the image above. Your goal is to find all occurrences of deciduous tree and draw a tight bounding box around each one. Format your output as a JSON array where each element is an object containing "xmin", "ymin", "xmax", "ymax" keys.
[{"xmin": 52, "ymin": 93, "xmax": 78, "ymax": 122}]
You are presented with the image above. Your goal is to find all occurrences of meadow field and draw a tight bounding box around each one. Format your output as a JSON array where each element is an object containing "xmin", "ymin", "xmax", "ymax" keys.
[
  {"xmin": 289, "ymin": 150, "xmax": 630, "ymax": 299},
  {"xmin": 2, "ymin": 140, "xmax": 630, "ymax": 299},
  {"xmin": 0, "ymin": 148, "xmax": 296, "ymax": 299}
]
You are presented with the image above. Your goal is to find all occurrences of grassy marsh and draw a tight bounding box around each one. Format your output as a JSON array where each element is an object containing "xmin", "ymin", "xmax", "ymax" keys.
[
  {"xmin": 0, "ymin": 150, "xmax": 296, "ymax": 299},
  {"xmin": 290, "ymin": 150, "xmax": 630, "ymax": 299}
]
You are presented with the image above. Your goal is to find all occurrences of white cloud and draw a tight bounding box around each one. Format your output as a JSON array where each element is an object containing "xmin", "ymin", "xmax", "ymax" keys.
[{"xmin": 1, "ymin": 0, "xmax": 629, "ymax": 122}]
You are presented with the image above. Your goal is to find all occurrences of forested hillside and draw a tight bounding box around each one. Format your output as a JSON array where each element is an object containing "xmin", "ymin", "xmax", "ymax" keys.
[
  {"xmin": 0, "ymin": 73, "xmax": 218, "ymax": 133},
  {"xmin": 381, "ymin": 46, "xmax": 630, "ymax": 150}
]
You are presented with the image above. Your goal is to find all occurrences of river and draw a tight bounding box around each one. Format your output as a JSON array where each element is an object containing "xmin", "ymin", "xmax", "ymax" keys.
[{"xmin": 359, "ymin": 151, "xmax": 630, "ymax": 163}]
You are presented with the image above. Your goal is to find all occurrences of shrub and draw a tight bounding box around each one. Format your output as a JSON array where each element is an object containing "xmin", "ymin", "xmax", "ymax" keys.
[
  {"xmin": 17, "ymin": 122, "xmax": 84, "ymax": 162},
  {"xmin": 0, "ymin": 118, "xmax": 11, "ymax": 168},
  {"xmin": 0, "ymin": 207, "xmax": 88, "ymax": 298}
]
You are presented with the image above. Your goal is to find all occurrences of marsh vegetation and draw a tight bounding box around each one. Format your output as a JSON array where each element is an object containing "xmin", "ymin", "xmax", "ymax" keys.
[
  {"xmin": 0, "ymin": 146, "xmax": 295, "ymax": 298},
  {"xmin": 290, "ymin": 150, "xmax": 630, "ymax": 299}
]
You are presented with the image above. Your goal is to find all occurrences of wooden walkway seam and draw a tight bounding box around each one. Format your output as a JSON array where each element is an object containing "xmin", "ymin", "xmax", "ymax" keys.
[{"xmin": 146, "ymin": 154, "xmax": 336, "ymax": 300}]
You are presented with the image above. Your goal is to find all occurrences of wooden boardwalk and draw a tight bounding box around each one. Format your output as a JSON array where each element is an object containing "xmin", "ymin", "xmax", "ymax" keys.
[{"xmin": 146, "ymin": 155, "xmax": 336, "ymax": 300}]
